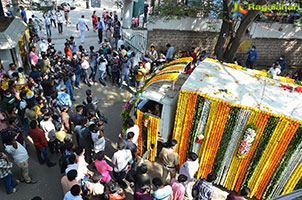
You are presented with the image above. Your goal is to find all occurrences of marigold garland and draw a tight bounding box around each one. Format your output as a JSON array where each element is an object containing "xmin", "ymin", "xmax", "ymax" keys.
[
  {"xmin": 165, "ymin": 57, "xmax": 193, "ymax": 66},
  {"xmin": 224, "ymin": 111, "xmax": 260, "ymax": 190},
  {"xmin": 157, "ymin": 65, "xmax": 185, "ymax": 74},
  {"xmin": 136, "ymin": 109, "xmax": 144, "ymax": 156},
  {"xmin": 147, "ymin": 116, "xmax": 160, "ymax": 161},
  {"xmin": 281, "ymin": 160, "xmax": 302, "ymax": 195},
  {"xmin": 253, "ymin": 121, "xmax": 299, "ymax": 199},
  {"xmin": 177, "ymin": 92, "xmax": 198, "ymax": 166},
  {"xmin": 234, "ymin": 113, "xmax": 270, "ymax": 192},
  {"xmin": 144, "ymin": 72, "xmax": 180, "ymax": 89},
  {"xmin": 212, "ymin": 107, "xmax": 240, "ymax": 176},
  {"xmin": 200, "ymin": 102, "xmax": 231, "ymax": 178},
  {"xmin": 187, "ymin": 96, "xmax": 205, "ymax": 153},
  {"xmin": 197, "ymin": 100, "xmax": 220, "ymax": 178},
  {"xmin": 262, "ymin": 126, "xmax": 302, "ymax": 199},
  {"xmin": 247, "ymin": 119, "xmax": 290, "ymax": 197},
  {"xmin": 172, "ymin": 92, "xmax": 190, "ymax": 151}
]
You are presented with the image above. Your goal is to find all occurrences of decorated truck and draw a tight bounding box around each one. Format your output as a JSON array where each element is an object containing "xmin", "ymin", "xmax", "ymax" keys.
[{"xmin": 122, "ymin": 57, "xmax": 302, "ymax": 199}]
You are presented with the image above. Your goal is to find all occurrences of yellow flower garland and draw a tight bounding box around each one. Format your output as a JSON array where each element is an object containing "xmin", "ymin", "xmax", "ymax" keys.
[
  {"xmin": 148, "ymin": 117, "xmax": 160, "ymax": 161},
  {"xmin": 144, "ymin": 73, "xmax": 179, "ymax": 89},
  {"xmin": 281, "ymin": 160, "xmax": 302, "ymax": 195},
  {"xmin": 173, "ymin": 92, "xmax": 190, "ymax": 152},
  {"xmin": 136, "ymin": 109, "xmax": 144, "ymax": 156},
  {"xmin": 165, "ymin": 57, "xmax": 193, "ymax": 66},
  {"xmin": 177, "ymin": 92, "xmax": 198, "ymax": 166},
  {"xmin": 157, "ymin": 65, "xmax": 185, "ymax": 74},
  {"xmin": 224, "ymin": 110, "xmax": 261, "ymax": 189},
  {"xmin": 197, "ymin": 100, "xmax": 220, "ymax": 178},
  {"xmin": 248, "ymin": 119, "xmax": 289, "ymax": 197}
]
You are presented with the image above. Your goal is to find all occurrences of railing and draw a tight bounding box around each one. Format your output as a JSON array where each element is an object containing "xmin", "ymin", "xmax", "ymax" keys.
[{"xmin": 123, "ymin": 30, "xmax": 147, "ymax": 54}]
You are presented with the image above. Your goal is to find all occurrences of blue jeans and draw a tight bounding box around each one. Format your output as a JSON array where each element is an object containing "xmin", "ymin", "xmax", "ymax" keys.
[
  {"xmin": 2, "ymin": 173, "xmax": 17, "ymax": 194},
  {"xmin": 23, "ymin": 118, "xmax": 29, "ymax": 135},
  {"xmin": 120, "ymin": 74, "xmax": 130, "ymax": 88},
  {"xmin": 89, "ymin": 65, "xmax": 98, "ymax": 81},
  {"xmin": 45, "ymin": 24, "xmax": 51, "ymax": 37},
  {"xmin": 75, "ymin": 72, "xmax": 80, "ymax": 87},
  {"xmin": 36, "ymin": 146, "xmax": 52, "ymax": 166},
  {"xmin": 82, "ymin": 69, "xmax": 90, "ymax": 83},
  {"xmin": 99, "ymin": 70, "xmax": 106, "ymax": 84},
  {"xmin": 66, "ymin": 83, "xmax": 74, "ymax": 100}
]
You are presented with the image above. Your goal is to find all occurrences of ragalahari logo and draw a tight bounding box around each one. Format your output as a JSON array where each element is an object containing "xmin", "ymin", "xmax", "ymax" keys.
[{"xmin": 232, "ymin": 0, "xmax": 248, "ymax": 18}]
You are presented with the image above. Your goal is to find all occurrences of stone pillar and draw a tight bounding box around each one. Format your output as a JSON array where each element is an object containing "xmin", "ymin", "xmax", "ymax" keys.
[{"xmin": 122, "ymin": 0, "xmax": 133, "ymax": 29}]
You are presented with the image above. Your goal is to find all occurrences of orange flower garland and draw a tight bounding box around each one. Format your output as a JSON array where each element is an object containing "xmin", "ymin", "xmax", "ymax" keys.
[
  {"xmin": 197, "ymin": 100, "xmax": 220, "ymax": 178},
  {"xmin": 247, "ymin": 119, "xmax": 289, "ymax": 197},
  {"xmin": 158, "ymin": 65, "xmax": 185, "ymax": 74},
  {"xmin": 165, "ymin": 57, "xmax": 193, "ymax": 66},
  {"xmin": 136, "ymin": 109, "xmax": 144, "ymax": 156},
  {"xmin": 147, "ymin": 116, "xmax": 160, "ymax": 161},
  {"xmin": 144, "ymin": 73, "xmax": 179, "ymax": 89},
  {"xmin": 224, "ymin": 110, "xmax": 260, "ymax": 189},
  {"xmin": 253, "ymin": 121, "xmax": 299, "ymax": 199},
  {"xmin": 177, "ymin": 92, "xmax": 198, "ymax": 166},
  {"xmin": 200, "ymin": 102, "xmax": 231, "ymax": 178},
  {"xmin": 234, "ymin": 113, "xmax": 270, "ymax": 191}
]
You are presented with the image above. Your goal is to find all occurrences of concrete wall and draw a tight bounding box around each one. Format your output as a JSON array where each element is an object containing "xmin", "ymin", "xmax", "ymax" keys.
[{"xmin": 146, "ymin": 29, "xmax": 302, "ymax": 67}]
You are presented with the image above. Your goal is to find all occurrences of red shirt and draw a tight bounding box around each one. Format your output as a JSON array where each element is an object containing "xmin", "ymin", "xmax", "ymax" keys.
[
  {"xmin": 64, "ymin": 47, "xmax": 72, "ymax": 59},
  {"xmin": 29, "ymin": 127, "xmax": 48, "ymax": 149}
]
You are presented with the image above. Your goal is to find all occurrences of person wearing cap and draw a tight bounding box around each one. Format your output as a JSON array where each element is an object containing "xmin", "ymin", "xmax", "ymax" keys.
[{"xmin": 58, "ymin": 86, "xmax": 72, "ymax": 108}]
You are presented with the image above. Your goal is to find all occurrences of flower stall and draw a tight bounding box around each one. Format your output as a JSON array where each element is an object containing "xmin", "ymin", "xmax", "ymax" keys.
[{"xmin": 172, "ymin": 58, "xmax": 302, "ymax": 199}]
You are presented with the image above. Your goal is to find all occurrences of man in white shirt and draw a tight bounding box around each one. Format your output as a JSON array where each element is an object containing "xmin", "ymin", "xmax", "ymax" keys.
[
  {"xmin": 76, "ymin": 15, "xmax": 89, "ymax": 44},
  {"xmin": 64, "ymin": 184, "xmax": 83, "ymax": 200},
  {"xmin": 44, "ymin": 13, "xmax": 52, "ymax": 37},
  {"xmin": 125, "ymin": 117, "xmax": 139, "ymax": 145},
  {"xmin": 97, "ymin": 53, "xmax": 107, "ymax": 86},
  {"xmin": 4, "ymin": 139, "xmax": 36, "ymax": 184},
  {"xmin": 179, "ymin": 152, "xmax": 199, "ymax": 199},
  {"xmin": 39, "ymin": 37, "xmax": 49, "ymax": 53},
  {"xmin": 40, "ymin": 114, "xmax": 57, "ymax": 154},
  {"xmin": 65, "ymin": 154, "xmax": 79, "ymax": 175},
  {"xmin": 269, "ymin": 63, "xmax": 281, "ymax": 77},
  {"xmin": 56, "ymin": 10, "xmax": 64, "ymax": 34},
  {"xmin": 112, "ymin": 141, "xmax": 133, "ymax": 188},
  {"xmin": 90, "ymin": 123, "xmax": 106, "ymax": 153}
]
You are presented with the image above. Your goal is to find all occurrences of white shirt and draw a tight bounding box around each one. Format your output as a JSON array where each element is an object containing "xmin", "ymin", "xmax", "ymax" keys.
[
  {"xmin": 64, "ymin": 191, "xmax": 83, "ymax": 200},
  {"xmin": 98, "ymin": 58, "xmax": 108, "ymax": 71},
  {"xmin": 91, "ymin": 132, "xmax": 106, "ymax": 153},
  {"xmin": 39, "ymin": 40, "xmax": 49, "ymax": 52},
  {"xmin": 56, "ymin": 12, "xmax": 64, "ymax": 23},
  {"xmin": 81, "ymin": 60, "xmax": 90, "ymax": 70},
  {"xmin": 65, "ymin": 163, "xmax": 79, "ymax": 175},
  {"xmin": 40, "ymin": 120, "xmax": 56, "ymax": 142},
  {"xmin": 112, "ymin": 149, "xmax": 132, "ymax": 172},
  {"xmin": 117, "ymin": 39, "xmax": 124, "ymax": 51},
  {"xmin": 179, "ymin": 159, "xmax": 199, "ymax": 181},
  {"xmin": 269, "ymin": 67, "xmax": 281, "ymax": 76},
  {"xmin": 76, "ymin": 155, "xmax": 88, "ymax": 181},
  {"xmin": 77, "ymin": 19, "xmax": 87, "ymax": 31},
  {"xmin": 125, "ymin": 125, "xmax": 139, "ymax": 145},
  {"xmin": 5, "ymin": 142, "xmax": 29, "ymax": 163}
]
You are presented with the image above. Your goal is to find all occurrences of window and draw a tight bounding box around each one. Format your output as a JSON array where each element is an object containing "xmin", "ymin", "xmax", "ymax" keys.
[{"xmin": 140, "ymin": 100, "xmax": 163, "ymax": 118}]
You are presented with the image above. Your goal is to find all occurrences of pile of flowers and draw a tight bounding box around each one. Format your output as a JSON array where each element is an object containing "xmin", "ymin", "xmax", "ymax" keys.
[
  {"xmin": 280, "ymin": 83, "xmax": 302, "ymax": 93},
  {"xmin": 238, "ymin": 124, "xmax": 259, "ymax": 159}
]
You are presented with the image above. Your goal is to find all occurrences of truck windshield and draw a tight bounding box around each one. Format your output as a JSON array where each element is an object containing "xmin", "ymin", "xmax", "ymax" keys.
[{"xmin": 139, "ymin": 100, "xmax": 163, "ymax": 118}]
